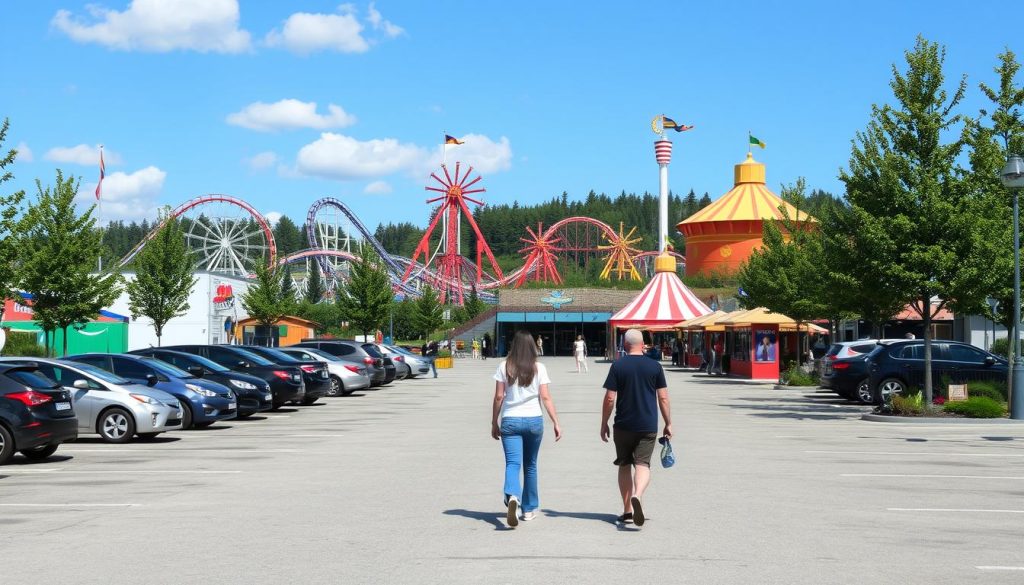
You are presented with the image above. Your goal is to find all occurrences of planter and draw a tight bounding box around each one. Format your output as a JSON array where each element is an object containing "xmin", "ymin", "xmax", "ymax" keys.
[{"xmin": 435, "ymin": 357, "xmax": 453, "ymax": 369}]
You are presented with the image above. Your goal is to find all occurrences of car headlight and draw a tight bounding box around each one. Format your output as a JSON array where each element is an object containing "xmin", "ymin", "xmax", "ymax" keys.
[
  {"xmin": 185, "ymin": 383, "xmax": 218, "ymax": 397},
  {"xmin": 229, "ymin": 379, "xmax": 257, "ymax": 390},
  {"xmin": 130, "ymin": 393, "xmax": 160, "ymax": 405}
]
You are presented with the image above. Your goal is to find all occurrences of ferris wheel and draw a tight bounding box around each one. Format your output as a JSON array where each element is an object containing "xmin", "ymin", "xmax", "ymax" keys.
[{"xmin": 120, "ymin": 194, "xmax": 276, "ymax": 277}]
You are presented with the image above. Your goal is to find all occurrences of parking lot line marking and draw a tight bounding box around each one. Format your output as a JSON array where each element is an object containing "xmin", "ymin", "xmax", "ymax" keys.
[
  {"xmin": 59, "ymin": 448, "xmax": 298, "ymax": 453},
  {"xmin": 844, "ymin": 473, "xmax": 1024, "ymax": 480},
  {"xmin": 57, "ymin": 470, "xmax": 244, "ymax": 474},
  {"xmin": 0, "ymin": 503, "xmax": 140, "ymax": 507},
  {"xmin": 888, "ymin": 508, "xmax": 1024, "ymax": 514},
  {"xmin": 977, "ymin": 566, "xmax": 1024, "ymax": 571},
  {"xmin": 806, "ymin": 450, "xmax": 1024, "ymax": 457},
  {"xmin": 286, "ymin": 434, "xmax": 344, "ymax": 437}
]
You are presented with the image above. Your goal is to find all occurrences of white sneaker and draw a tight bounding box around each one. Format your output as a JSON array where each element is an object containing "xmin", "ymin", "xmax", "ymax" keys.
[
  {"xmin": 521, "ymin": 511, "xmax": 537, "ymax": 521},
  {"xmin": 506, "ymin": 496, "xmax": 519, "ymax": 528}
]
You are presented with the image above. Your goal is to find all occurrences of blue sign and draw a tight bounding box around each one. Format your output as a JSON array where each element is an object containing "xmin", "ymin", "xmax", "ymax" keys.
[{"xmin": 540, "ymin": 291, "xmax": 574, "ymax": 310}]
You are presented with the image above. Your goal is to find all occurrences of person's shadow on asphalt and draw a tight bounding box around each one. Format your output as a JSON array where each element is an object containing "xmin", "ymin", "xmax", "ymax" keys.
[
  {"xmin": 443, "ymin": 509, "xmax": 511, "ymax": 531},
  {"xmin": 541, "ymin": 509, "xmax": 640, "ymax": 531}
]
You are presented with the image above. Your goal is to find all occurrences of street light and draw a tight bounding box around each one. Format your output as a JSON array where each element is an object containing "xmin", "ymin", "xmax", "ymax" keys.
[{"xmin": 999, "ymin": 154, "xmax": 1024, "ymax": 419}]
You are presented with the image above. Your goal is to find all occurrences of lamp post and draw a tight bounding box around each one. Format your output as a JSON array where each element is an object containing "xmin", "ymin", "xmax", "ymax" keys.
[{"xmin": 999, "ymin": 154, "xmax": 1024, "ymax": 419}]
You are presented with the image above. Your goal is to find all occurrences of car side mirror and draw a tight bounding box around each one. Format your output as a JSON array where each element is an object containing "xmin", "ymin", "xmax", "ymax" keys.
[
  {"xmin": 73, "ymin": 379, "xmax": 90, "ymax": 390},
  {"xmin": 187, "ymin": 366, "xmax": 205, "ymax": 377},
  {"xmin": 985, "ymin": 356, "xmax": 996, "ymax": 366},
  {"xmin": 145, "ymin": 374, "xmax": 158, "ymax": 387},
  {"xmin": 237, "ymin": 360, "xmax": 249, "ymax": 368}
]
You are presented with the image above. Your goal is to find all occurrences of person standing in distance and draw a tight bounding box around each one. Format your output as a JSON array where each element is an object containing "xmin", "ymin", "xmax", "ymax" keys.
[
  {"xmin": 573, "ymin": 335, "xmax": 589, "ymax": 373},
  {"xmin": 600, "ymin": 328, "xmax": 672, "ymax": 526},
  {"xmin": 425, "ymin": 340, "xmax": 439, "ymax": 378},
  {"xmin": 491, "ymin": 330, "xmax": 562, "ymax": 527}
]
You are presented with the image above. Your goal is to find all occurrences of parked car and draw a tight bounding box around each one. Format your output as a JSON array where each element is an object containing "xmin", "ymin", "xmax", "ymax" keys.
[
  {"xmin": 376, "ymin": 344, "xmax": 410, "ymax": 380},
  {"xmin": 382, "ymin": 344, "xmax": 432, "ymax": 378},
  {"xmin": 65, "ymin": 354, "xmax": 237, "ymax": 429},
  {"xmin": 0, "ymin": 362, "xmax": 78, "ymax": 464},
  {"xmin": 238, "ymin": 346, "xmax": 330, "ymax": 405},
  {"xmin": 819, "ymin": 340, "xmax": 882, "ymax": 401},
  {"xmin": 2, "ymin": 357, "xmax": 182, "ymax": 443},
  {"xmin": 360, "ymin": 343, "xmax": 397, "ymax": 385},
  {"xmin": 129, "ymin": 348, "xmax": 273, "ymax": 417},
  {"xmin": 161, "ymin": 345, "xmax": 304, "ymax": 409},
  {"xmin": 294, "ymin": 340, "xmax": 391, "ymax": 386},
  {"xmin": 867, "ymin": 340, "xmax": 1009, "ymax": 404},
  {"xmin": 278, "ymin": 347, "xmax": 371, "ymax": 396}
]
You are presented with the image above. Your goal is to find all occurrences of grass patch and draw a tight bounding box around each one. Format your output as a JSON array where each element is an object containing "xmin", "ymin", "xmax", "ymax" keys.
[{"xmin": 943, "ymin": 396, "xmax": 1007, "ymax": 418}]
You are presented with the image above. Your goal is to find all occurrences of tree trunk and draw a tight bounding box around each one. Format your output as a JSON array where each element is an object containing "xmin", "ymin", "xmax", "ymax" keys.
[
  {"xmin": 1010, "ymin": 323, "xmax": 1017, "ymax": 412},
  {"xmin": 795, "ymin": 321, "xmax": 803, "ymax": 367},
  {"xmin": 44, "ymin": 329, "xmax": 50, "ymax": 358},
  {"xmin": 62, "ymin": 325, "xmax": 69, "ymax": 357},
  {"xmin": 923, "ymin": 299, "xmax": 933, "ymax": 406}
]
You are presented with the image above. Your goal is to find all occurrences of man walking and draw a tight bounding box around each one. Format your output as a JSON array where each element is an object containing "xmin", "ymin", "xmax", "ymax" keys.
[
  {"xmin": 600, "ymin": 329, "xmax": 672, "ymax": 527},
  {"xmin": 426, "ymin": 340, "xmax": 439, "ymax": 378}
]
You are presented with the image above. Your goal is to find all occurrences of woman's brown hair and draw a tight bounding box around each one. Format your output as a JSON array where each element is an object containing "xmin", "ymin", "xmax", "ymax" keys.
[{"xmin": 505, "ymin": 330, "xmax": 538, "ymax": 387}]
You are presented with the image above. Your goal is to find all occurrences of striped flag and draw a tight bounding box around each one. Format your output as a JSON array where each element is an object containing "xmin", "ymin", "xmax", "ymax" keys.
[
  {"xmin": 444, "ymin": 134, "xmax": 464, "ymax": 145},
  {"xmin": 94, "ymin": 147, "xmax": 105, "ymax": 200}
]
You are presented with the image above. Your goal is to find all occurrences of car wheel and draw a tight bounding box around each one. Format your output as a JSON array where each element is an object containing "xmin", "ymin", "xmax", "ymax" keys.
[
  {"xmin": 0, "ymin": 425, "xmax": 16, "ymax": 465},
  {"xmin": 20, "ymin": 444, "xmax": 59, "ymax": 460},
  {"xmin": 137, "ymin": 432, "xmax": 161, "ymax": 440},
  {"xmin": 179, "ymin": 403, "xmax": 193, "ymax": 430},
  {"xmin": 878, "ymin": 378, "xmax": 907, "ymax": 403},
  {"xmin": 98, "ymin": 408, "xmax": 136, "ymax": 443},
  {"xmin": 855, "ymin": 379, "xmax": 873, "ymax": 404},
  {"xmin": 327, "ymin": 376, "xmax": 343, "ymax": 397}
]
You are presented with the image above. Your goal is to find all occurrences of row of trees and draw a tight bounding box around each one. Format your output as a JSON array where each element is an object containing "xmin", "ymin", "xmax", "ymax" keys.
[{"xmin": 738, "ymin": 37, "xmax": 1023, "ymax": 405}]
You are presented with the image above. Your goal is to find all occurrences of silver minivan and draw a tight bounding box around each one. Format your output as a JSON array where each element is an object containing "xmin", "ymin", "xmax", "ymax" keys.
[{"xmin": 0, "ymin": 358, "xmax": 183, "ymax": 443}]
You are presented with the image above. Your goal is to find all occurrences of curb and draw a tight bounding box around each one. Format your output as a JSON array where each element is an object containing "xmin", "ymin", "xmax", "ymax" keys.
[{"xmin": 861, "ymin": 413, "xmax": 1024, "ymax": 425}]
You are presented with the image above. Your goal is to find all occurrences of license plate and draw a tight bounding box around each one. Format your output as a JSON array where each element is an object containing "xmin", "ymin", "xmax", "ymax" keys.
[
  {"xmin": 55, "ymin": 402, "xmax": 71, "ymax": 411},
  {"xmin": 228, "ymin": 402, "xmax": 237, "ymax": 410}
]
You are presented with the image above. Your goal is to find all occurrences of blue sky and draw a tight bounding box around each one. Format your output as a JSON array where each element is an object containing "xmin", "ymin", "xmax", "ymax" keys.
[{"xmin": 2, "ymin": 0, "xmax": 1018, "ymax": 233}]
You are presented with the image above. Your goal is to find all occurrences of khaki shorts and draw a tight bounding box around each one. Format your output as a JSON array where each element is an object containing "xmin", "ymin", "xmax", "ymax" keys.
[{"xmin": 613, "ymin": 428, "xmax": 657, "ymax": 467}]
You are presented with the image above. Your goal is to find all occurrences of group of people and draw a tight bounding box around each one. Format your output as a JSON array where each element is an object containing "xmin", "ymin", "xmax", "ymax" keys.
[
  {"xmin": 470, "ymin": 334, "xmax": 493, "ymax": 360},
  {"xmin": 490, "ymin": 329, "xmax": 672, "ymax": 528}
]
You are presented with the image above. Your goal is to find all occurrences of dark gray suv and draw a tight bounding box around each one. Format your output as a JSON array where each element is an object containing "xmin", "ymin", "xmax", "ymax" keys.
[{"xmin": 294, "ymin": 340, "xmax": 392, "ymax": 386}]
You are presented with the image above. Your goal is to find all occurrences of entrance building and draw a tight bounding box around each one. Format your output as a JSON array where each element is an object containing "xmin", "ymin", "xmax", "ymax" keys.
[{"xmin": 494, "ymin": 288, "xmax": 640, "ymax": 358}]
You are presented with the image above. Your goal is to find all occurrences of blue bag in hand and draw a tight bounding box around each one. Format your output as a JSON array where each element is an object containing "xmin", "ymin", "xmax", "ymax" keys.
[{"xmin": 658, "ymin": 436, "xmax": 675, "ymax": 468}]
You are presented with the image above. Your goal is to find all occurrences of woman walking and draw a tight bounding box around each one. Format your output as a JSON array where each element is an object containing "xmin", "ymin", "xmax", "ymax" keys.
[
  {"xmin": 491, "ymin": 330, "xmax": 562, "ymax": 528},
  {"xmin": 573, "ymin": 334, "xmax": 589, "ymax": 373}
]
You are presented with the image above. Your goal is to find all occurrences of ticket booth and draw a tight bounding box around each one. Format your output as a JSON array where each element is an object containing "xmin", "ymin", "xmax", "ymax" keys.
[{"xmin": 729, "ymin": 323, "xmax": 780, "ymax": 380}]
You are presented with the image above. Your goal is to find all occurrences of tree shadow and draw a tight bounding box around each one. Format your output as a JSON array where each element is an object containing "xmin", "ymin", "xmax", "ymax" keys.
[{"xmin": 443, "ymin": 508, "xmax": 511, "ymax": 531}]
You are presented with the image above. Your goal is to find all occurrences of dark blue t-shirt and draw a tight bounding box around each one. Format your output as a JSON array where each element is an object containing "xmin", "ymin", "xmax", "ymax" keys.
[{"xmin": 603, "ymin": 355, "xmax": 667, "ymax": 433}]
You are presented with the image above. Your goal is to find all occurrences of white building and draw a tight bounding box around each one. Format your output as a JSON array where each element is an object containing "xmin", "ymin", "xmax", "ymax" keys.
[{"xmin": 110, "ymin": 271, "xmax": 252, "ymax": 350}]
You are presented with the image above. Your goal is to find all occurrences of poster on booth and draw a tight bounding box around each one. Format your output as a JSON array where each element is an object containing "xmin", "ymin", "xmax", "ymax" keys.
[{"xmin": 755, "ymin": 330, "xmax": 776, "ymax": 362}]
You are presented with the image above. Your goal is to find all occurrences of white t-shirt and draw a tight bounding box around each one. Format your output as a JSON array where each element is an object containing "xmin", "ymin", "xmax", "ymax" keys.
[
  {"xmin": 493, "ymin": 360, "xmax": 550, "ymax": 418},
  {"xmin": 573, "ymin": 340, "xmax": 586, "ymax": 356}
]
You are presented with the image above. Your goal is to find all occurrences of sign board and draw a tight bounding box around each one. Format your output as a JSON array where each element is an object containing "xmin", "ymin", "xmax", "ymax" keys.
[
  {"xmin": 442, "ymin": 309, "xmax": 451, "ymax": 321},
  {"xmin": 540, "ymin": 291, "xmax": 574, "ymax": 310},
  {"xmin": 948, "ymin": 384, "xmax": 968, "ymax": 402}
]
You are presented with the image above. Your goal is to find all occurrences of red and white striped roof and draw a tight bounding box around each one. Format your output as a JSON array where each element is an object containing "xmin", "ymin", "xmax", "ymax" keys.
[{"xmin": 609, "ymin": 271, "xmax": 712, "ymax": 329}]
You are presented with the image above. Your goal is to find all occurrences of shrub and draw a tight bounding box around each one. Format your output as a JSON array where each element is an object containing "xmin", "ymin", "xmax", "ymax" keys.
[
  {"xmin": 965, "ymin": 380, "xmax": 1007, "ymax": 402},
  {"xmin": 1, "ymin": 330, "xmax": 50, "ymax": 357},
  {"xmin": 990, "ymin": 338, "xmax": 1010, "ymax": 357},
  {"xmin": 943, "ymin": 396, "xmax": 1006, "ymax": 418},
  {"xmin": 891, "ymin": 391, "xmax": 924, "ymax": 416},
  {"xmin": 781, "ymin": 364, "xmax": 817, "ymax": 386},
  {"xmin": 437, "ymin": 349, "xmax": 451, "ymax": 358}
]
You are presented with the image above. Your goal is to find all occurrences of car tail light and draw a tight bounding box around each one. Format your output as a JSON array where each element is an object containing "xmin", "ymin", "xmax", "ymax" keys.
[
  {"xmin": 393, "ymin": 356, "xmax": 404, "ymax": 362},
  {"xmin": 344, "ymin": 365, "xmax": 360, "ymax": 373},
  {"xmin": 272, "ymin": 370, "xmax": 291, "ymax": 380},
  {"xmin": 363, "ymin": 357, "xmax": 374, "ymax": 365},
  {"xmin": 832, "ymin": 362, "xmax": 850, "ymax": 370},
  {"xmin": 300, "ymin": 365, "xmax": 317, "ymax": 373},
  {"xmin": 6, "ymin": 391, "xmax": 53, "ymax": 406},
  {"xmin": 828, "ymin": 355, "xmax": 838, "ymax": 361}
]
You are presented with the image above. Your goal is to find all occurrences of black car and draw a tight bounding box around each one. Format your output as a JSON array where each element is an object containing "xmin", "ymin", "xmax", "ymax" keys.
[
  {"xmin": 867, "ymin": 340, "xmax": 1009, "ymax": 404},
  {"xmin": 0, "ymin": 363, "xmax": 78, "ymax": 464},
  {"xmin": 161, "ymin": 345, "xmax": 304, "ymax": 409},
  {"xmin": 819, "ymin": 341, "xmax": 882, "ymax": 402},
  {"xmin": 130, "ymin": 349, "xmax": 274, "ymax": 417},
  {"xmin": 294, "ymin": 340, "xmax": 391, "ymax": 386},
  {"xmin": 239, "ymin": 346, "xmax": 330, "ymax": 405},
  {"xmin": 360, "ymin": 343, "xmax": 397, "ymax": 385}
]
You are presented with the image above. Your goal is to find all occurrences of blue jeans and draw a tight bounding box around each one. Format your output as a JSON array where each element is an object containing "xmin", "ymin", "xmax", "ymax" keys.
[
  {"xmin": 500, "ymin": 416, "xmax": 544, "ymax": 512},
  {"xmin": 429, "ymin": 357, "xmax": 437, "ymax": 377}
]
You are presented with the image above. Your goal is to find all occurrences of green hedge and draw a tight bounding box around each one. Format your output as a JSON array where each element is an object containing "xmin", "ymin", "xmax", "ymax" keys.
[
  {"xmin": 943, "ymin": 396, "xmax": 1006, "ymax": 418},
  {"xmin": 1, "ymin": 331, "xmax": 50, "ymax": 357},
  {"xmin": 892, "ymin": 391, "xmax": 924, "ymax": 416},
  {"xmin": 964, "ymin": 381, "xmax": 1007, "ymax": 403}
]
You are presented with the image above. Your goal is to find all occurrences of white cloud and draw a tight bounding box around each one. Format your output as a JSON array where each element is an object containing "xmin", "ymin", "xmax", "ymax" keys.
[
  {"xmin": 246, "ymin": 151, "xmax": 278, "ymax": 171},
  {"xmin": 45, "ymin": 144, "xmax": 123, "ymax": 166},
  {"xmin": 367, "ymin": 2, "xmax": 404, "ymax": 38},
  {"xmin": 296, "ymin": 133, "xmax": 424, "ymax": 179},
  {"xmin": 265, "ymin": 7, "xmax": 368, "ymax": 54},
  {"xmin": 51, "ymin": 0, "xmax": 251, "ymax": 53},
  {"xmin": 227, "ymin": 99, "xmax": 357, "ymax": 132},
  {"xmin": 264, "ymin": 211, "xmax": 283, "ymax": 226},
  {"xmin": 364, "ymin": 180, "xmax": 392, "ymax": 195},
  {"xmin": 293, "ymin": 132, "xmax": 513, "ymax": 181},
  {"xmin": 14, "ymin": 142, "xmax": 33, "ymax": 163},
  {"xmin": 79, "ymin": 166, "xmax": 166, "ymax": 221}
]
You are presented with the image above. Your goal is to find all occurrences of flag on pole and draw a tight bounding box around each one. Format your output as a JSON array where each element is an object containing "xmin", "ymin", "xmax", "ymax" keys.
[
  {"xmin": 662, "ymin": 117, "xmax": 694, "ymax": 132},
  {"xmin": 748, "ymin": 134, "xmax": 766, "ymax": 149},
  {"xmin": 444, "ymin": 134, "xmax": 464, "ymax": 145},
  {"xmin": 94, "ymin": 147, "xmax": 105, "ymax": 200}
]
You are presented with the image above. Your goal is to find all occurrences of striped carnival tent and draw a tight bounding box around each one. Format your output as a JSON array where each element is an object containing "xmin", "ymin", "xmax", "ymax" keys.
[{"xmin": 609, "ymin": 253, "xmax": 712, "ymax": 330}]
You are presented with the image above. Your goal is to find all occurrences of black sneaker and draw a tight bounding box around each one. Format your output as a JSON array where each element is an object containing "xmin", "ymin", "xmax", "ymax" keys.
[
  {"xmin": 630, "ymin": 496, "xmax": 645, "ymax": 526},
  {"xmin": 506, "ymin": 496, "xmax": 519, "ymax": 528}
]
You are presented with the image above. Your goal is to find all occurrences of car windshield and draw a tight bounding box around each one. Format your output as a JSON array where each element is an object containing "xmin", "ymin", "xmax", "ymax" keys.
[
  {"xmin": 825, "ymin": 344, "xmax": 843, "ymax": 357},
  {"xmin": 250, "ymin": 347, "xmax": 302, "ymax": 363},
  {"xmin": 173, "ymin": 353, "xmax": 230, "ymax": 373},
  {"xmin": 387, "ymin": 345, "xmax": 413, "ymax": 356},
  {"xmin": 362, "ymin": 344, "xmax": 382, "ymax": 358},
  {"xmin": 6, "ymin": 368, "xmax": 61, "ymax": 390},
  {"xmin": 303, "ymin": 348, "xmax": 340, "ymax": 362},
  {"xmin": 142, "ymin": 358, "xmax": 194, "ymax": 379},
  {"xmin": 232, "ymin": 348, "xmax": 274, "ymax": 366},
  {"xmin": 66, "ymin": 361, "xmax": 132, "ymax": 385}
]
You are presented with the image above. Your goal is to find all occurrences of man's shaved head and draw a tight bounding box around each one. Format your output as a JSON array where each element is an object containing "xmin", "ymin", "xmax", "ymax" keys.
[{"xmin": 623, "ymin": 329, "xmax": 644, "ymax": 348}]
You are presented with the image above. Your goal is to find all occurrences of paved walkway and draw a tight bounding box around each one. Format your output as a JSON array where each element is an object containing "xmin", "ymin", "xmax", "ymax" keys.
[{"xmin": 1, "ymin": 356, "xmax": 1022, "ymax": 584}]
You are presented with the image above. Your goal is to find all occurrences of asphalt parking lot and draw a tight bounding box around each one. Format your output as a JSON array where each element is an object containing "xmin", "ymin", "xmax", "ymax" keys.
[{"xmin": 1, "ymin": 357, "xmax": 1022, "ymax": 585}]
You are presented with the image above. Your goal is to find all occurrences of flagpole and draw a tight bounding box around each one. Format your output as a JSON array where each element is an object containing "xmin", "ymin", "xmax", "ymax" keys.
[
  {"xmin": 747, "ymin": 131, "xmax": 752, "ymax": 156},
  {"xmin": 97, "ymin": 145, "xmax": 104, "ymax": 272},
  {"xmin": 442, "ymin": 130, "xmax": 447, "ymax": 166}
]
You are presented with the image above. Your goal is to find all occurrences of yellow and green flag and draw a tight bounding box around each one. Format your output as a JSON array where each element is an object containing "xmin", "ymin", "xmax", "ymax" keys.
[{"xmin": 749, "ymin": 134, "xmax": 766, "ymax": 149}]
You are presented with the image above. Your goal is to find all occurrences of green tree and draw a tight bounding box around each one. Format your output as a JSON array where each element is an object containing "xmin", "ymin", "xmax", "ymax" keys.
[
  {"xmin": 336, "ymin": 247, "xmax": 392, "ymax": 338},
  {"xmin": 838, "ymin": 37, "xmax": 994, "ymax": 404},
  {"xmin": 412, "ymin": 285, "xmax": 444, "ymax": 339},
  {"xmin": 463, "ymin": 285, "xmax": 487, "ymax": 320},
  {"xmin": 304, "ymin": 259, "xmax": 326, "ymax": 303},
  {"xmin": 273, "ymin": 215, "xmax": 305, "ymax": 256},
  {"xmin": 280, "ymin": 263, "xmax": 297, "ymax": 311},
  {"xmin": 125, "ymin": 212, "xmax": 197, "ymax": 346},
  {"xmin": 240, "ymin": 261, "xmax": 288, "ymax": 344},
  {"xmin": 0, "ymin": 119, "xmax": 26, "ymax": 320},
  {"xmin": 295, "ymin": 300, "xmax": 341, "ymax": 335},
  {"xmin": 19, "ymin": 170, "xmax": 121, "ymax": 356}
]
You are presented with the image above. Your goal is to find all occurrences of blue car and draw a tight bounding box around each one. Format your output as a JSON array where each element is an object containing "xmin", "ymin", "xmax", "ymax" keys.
[{"xmin": 65, "ymin": 353, "xmax": 237, "ymax": 429}]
